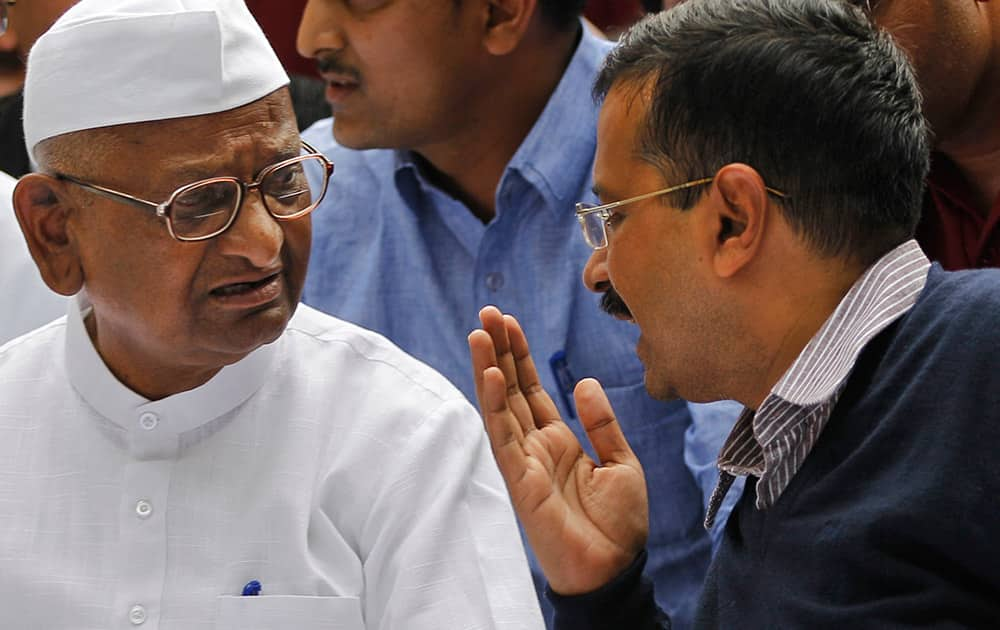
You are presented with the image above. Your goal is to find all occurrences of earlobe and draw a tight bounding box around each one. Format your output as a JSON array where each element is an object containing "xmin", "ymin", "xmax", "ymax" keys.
[
  {"xmin": 13, "ymin": 175, "xmax": 85, "ymax": 296},
  {"xmin": 709, "ymin": 164, "xmax": 769, "ymax": 279}
]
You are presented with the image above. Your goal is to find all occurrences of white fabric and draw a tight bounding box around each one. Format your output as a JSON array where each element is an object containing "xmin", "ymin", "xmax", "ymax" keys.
[
  {"xmin": 23, "ymin": 0, "xmax": 289, "ymax": 156},
  {"xmin": 0, "ymin": 299, "xmax": 543, "ymax": 630},
  {"xmin": 0, "ymin": 171, "xmax": 67, "ymax": 344}
]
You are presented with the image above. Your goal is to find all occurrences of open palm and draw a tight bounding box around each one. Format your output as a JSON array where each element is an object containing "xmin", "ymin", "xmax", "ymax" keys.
[{"xmin": 469, "ymin": 306, "xmax": 649, "ymax": 595}]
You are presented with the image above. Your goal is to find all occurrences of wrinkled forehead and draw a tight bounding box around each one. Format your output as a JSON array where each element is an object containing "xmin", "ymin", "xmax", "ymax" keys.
[{"xmin": 46, "ymin": 90, "xmax": 300, "ymax": 187}]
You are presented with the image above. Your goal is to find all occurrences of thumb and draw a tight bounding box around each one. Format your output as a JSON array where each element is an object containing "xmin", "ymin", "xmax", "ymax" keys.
[{"xmin": 574, "ymin": 378, "xmax": 639, "ymax": 467}]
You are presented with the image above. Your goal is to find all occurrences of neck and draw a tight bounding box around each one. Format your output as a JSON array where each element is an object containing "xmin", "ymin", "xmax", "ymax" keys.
[
  {"xmin": 413, "ymin": 25, "xmax": 580, "ymax": 222},
  {"xmin": 85, "ymin": 312, "xmax": 222, "ymax": 401},
  {"xmin": 739, "ymin": 254, "xmax": 865, "ymax": 410}
]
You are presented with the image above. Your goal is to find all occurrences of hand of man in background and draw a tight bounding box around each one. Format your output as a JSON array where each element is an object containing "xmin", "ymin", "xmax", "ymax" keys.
[{"xmin": 469, "ymin": 305, "xmax": 649, "ymax": 595}]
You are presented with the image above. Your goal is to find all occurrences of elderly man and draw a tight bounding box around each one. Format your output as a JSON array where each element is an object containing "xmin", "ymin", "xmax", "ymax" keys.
[
  {"xmin": 0, "ymin": 1, "xmax": 543, "ymax": 628},
  {"xmin": 295, "ymin": 3, "xmax": 736, "ymax": 625},
  {"xmin": 470, "ymin": 0, "xmax": 1000, "ymax": 627}
]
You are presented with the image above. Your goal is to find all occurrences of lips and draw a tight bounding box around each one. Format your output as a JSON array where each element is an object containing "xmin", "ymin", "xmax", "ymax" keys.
[
  {"xmin": 323, "ymin": 75, "xmax": 360, "ymax": 107},
  {"xmin": 210, "ymin": 273, "xmax": 283, "ymax": 308}
]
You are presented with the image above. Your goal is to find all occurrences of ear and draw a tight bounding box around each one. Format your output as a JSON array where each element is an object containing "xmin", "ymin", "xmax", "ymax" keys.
[
  {"xmin": 702, "ymin": 163, "xmax": 771, "ymax": 279},
  {"xmin": 13, "ymin": 174, "xmax": 85, "ymax": 296},
  {"xmin": 482, "ymin": 0, "xmax": 536, "ymax": 56}
]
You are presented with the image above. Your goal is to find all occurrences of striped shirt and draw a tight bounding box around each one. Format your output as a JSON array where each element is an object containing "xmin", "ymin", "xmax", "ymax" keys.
[{"xmin": 705, "ymin": 240, "xmax": 931, "ymax": 528}]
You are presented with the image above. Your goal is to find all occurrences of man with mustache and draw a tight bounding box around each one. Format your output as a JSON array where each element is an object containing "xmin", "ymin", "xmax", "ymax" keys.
[
  {"xmin": 0, "ymin": 0, "xmax": 543, "ymax": 627},
  {"xmin": 470, "ymin": 0, "xmax": 1000, "ymax": 627},
  {"xmin": 296, "ymin": 2, "xmax": 737, "ymax": 626}
]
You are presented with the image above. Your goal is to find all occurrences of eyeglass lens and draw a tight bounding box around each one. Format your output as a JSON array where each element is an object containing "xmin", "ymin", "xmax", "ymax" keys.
[
  {"xmin": 576, "ymin": 204, "xmax": 608, "ymax": 250},
  {"xmin": 168, "ymin": 155, "xmax": 328, "ymax": 239}
]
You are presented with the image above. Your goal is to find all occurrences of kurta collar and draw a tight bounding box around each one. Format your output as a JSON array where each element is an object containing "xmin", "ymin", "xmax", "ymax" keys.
[{"xmin": 65, "ymin": 294, "xmax": 278, "ymax": 456}]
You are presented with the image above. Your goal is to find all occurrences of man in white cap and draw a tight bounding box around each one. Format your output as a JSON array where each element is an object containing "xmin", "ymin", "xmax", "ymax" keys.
[{"xmin": 0, "ymin": 1, "xmax": 544, "ymax": 628}]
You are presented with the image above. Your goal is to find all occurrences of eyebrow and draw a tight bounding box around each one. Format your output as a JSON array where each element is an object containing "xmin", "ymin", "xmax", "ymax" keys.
[{"xmin": 166, "ymin": 144, "xmax": 302, "ymax": 185}]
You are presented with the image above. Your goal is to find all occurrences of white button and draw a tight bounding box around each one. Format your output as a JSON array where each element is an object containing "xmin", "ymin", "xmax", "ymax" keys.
[
  {"xmin": 128, "ymin": 604, "xmax": 147, "ymax": 625},
  {"xmin": 135, "ymin": 499, "xmax": 153, "ymax": 519},
  {"xmin": 138, "ymin": 412, "xmax": 159, "ymax": 431}
]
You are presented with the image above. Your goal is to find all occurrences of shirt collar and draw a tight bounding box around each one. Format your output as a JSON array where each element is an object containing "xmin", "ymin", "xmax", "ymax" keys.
[
  {"xmin": 392, "ymin": 23, "xmax": 613, "ymax": 219},
  {"xmin": 770, "ymin": 239, "xmax": 930, "ymax": 408},
  {"xmin": 65, "ymin": 293, "xmax": 278, "ymax": 456}
]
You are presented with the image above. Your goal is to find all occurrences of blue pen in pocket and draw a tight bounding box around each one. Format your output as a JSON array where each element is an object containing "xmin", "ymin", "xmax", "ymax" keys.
[{"xmin": 548, "ymin": 350, "xmax": 578, "ymax": 420}]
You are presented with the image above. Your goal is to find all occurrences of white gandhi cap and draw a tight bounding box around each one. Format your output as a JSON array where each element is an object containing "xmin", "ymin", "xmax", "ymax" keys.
[{"xmin": 23, "ymin": 0, "xmax": 290, "ymax": 159}]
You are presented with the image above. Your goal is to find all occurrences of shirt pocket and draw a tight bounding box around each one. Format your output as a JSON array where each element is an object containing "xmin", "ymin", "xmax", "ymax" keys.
[{"xmin": 215, "ymin": 595, "xmax": 365, "ymax": 630}]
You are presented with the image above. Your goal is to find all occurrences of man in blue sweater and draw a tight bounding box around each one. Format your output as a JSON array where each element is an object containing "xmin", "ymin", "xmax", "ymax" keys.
[{"xmin": 469, "ymin": 0, "xmax": 1000, "ymax": 627}]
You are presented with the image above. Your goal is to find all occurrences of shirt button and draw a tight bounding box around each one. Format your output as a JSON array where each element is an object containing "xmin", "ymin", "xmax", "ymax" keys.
[
  {"xmin": 135, "ymin": 499, "xmax": 153, "ymax": 519},
  {"xmin": 138, "ymin": 412, "xmax": 159, "ymax": 431},
  {"xmin": 128, "ymin": 604, "xmax": 147, "ymax": 625},
  {"xmin": 485, "ymin": 272, "xmax": 505, "ymax": 291}
]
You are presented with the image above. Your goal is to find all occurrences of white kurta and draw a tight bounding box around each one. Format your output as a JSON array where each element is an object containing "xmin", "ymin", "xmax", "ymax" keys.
[
  {"xmin": 0, "ymin": 299, "xmax": 543, "ymax": 630},
  {"xmin": 0, "ymin": 170, "xmax": 67, "ymax": 344}
]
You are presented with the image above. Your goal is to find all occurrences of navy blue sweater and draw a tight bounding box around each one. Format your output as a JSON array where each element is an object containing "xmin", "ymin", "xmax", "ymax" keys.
[{"xmin": 551, "ymin": 265, "xmax": 1000, "ymax": 629}]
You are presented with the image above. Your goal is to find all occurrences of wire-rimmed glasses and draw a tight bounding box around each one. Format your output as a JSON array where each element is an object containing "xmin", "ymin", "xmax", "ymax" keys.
[
  {"xmin": 575, "ymin": 176, "xmax": 787, "ymax": 250},
  {"xmin": 1, "ymin": 1, "xmax": 16, "ymax": 36},
  {"xmin": 55, "ymin": 141, "xmax": 334, "ymax": 242}
]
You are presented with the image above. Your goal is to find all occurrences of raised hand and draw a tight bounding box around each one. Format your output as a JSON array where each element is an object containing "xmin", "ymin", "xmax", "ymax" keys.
[{"xmin": 468, "ymin": 305, "xmax": 649, "ymax": 595}]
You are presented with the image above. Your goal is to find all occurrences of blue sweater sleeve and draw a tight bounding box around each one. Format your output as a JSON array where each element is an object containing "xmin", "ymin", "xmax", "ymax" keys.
[{"xmin": 546, "ymin": 550, "xmax": 671, "ymax": 630}]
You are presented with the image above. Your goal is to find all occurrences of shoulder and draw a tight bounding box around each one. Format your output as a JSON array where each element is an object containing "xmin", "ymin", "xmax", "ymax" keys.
[
  {"xmin": 280, "ymin": 304, "xmax": 470, "ymax": 411},
  {"xmin": 0, "ymin": 318, "xmax": 67, "ymax": 384},
  {"xmin": 0, "ymin": 170, "xmax": 14, "ymax": 195},
  {"xmin": 909, "ymin": 265, "xmax": 1000, "ymax": 335}
]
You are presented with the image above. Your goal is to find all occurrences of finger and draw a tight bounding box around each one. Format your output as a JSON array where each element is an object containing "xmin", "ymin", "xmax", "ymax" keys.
[
  {"xmin": 504, "ymin": 314, "xmax": 562, "ymax": 428},
  {"xmin": 574, "ymin": 378, "xmax": 639, "ymax": 468},
  {"xmin": 468, "ymin": 328, "xmax": 498, "ymax": 414},
  {"xmin": 479, "ymin": 307, "xmax": 535, "ymax": 434},
  {"xmin": 480, "ymin": 366, "xmax": 530, "ymax": 491}
]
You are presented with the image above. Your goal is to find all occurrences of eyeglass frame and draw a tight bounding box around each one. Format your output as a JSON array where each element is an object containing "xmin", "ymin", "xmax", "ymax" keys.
[
  {"xmin": 53, "ymin": 140, "xmax": 334, "ymax": 242},
  {"xmin": 575, "ymin": 176, "xmax": 787, "ymax": 250},
  {"xmin": 1, "ymin": 1, "xmax": 16, "ymax": 36}
]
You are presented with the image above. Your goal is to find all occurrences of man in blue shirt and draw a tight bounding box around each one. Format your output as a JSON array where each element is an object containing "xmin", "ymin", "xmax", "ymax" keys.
[{"xmin": 296, "ymin": 2, "xmax": 738, "ymax": 626}]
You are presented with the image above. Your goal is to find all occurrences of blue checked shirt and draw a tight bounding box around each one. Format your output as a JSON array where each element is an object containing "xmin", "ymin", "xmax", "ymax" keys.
[{"xmin": 302, "ymin": 25, "xmax": 738, "ymax": 630}]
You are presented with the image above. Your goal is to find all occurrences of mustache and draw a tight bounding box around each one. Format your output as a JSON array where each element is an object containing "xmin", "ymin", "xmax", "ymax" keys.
[
  {"xmin": 599, "ymin": 285, "xmax": 633, "ymax": 319},
  {"xmin": 315, "ymin": 55, "xmax": 361, "ymax": 82}
]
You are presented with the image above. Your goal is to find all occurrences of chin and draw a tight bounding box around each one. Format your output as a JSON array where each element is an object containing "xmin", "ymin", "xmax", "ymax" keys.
[
  {"xmin": 331, "ymin": 118, "xmax": 383, "ymax": 151},
  {"xmin": 642, "ymin": 372, "xmax": 681, "ymax": 402},
  {"xmin": 221, "ymin": 302, "xmax": 294, "ymax": 357}
]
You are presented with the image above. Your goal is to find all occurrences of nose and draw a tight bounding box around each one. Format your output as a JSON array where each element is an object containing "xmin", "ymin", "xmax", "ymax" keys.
[
  {"xmin": 582, "ymin": 247, "xmax": 610, "ymax": 293},
  {"xmin": 214, "ymin": 192, "xmax": 284, "ymax": 269},
  {"xmin": 297, "ymin": 0, "xmax": 346, "ymax": 60}
]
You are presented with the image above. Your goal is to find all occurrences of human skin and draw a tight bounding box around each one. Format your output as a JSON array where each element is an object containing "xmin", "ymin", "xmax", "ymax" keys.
[{"xmin": 13, "ymin": 89, "xmax": 310, "ymax": 400}]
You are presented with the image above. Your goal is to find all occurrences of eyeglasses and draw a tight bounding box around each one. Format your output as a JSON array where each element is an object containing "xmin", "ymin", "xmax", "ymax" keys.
[
  {"xmin": 56, "ymin": 141, "xmax": 334, "ymax": 242},
  {"xmin": 1, "ymin": 1, "xmax": 15, "ymax": 37},
  {"xmin": 575, "ymin": 176, "xmax": 787, "ymax": 250}
]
